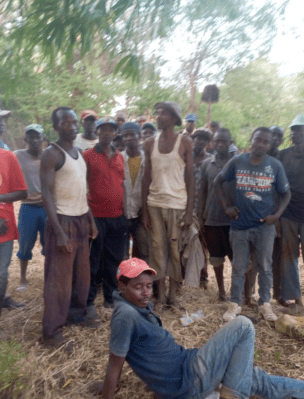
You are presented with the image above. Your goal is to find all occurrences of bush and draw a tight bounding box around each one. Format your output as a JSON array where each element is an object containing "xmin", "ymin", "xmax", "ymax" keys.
[{"xmin": 0, "ymin": 341, "xmax": 27, "ymax": 398}]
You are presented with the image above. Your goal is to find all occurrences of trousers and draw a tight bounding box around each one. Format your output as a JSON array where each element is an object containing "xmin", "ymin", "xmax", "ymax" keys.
[
  {"xmin": 229, "ymin": 224, "xmax": 276, "ymax": 305},
  {"xmin": 42, "ymin": 214, "xmax": 90, "ymax": 337},
  {"xmin": 190, "ymin": 316, "xmax": 304, "ymax": 399}
]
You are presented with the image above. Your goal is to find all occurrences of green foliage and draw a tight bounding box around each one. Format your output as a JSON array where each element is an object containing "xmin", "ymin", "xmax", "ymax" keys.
[
  {"xmin": 254, "ymin": 349, "xmax": 261, "ymax": 361},
  {"xmin": 0, "ymin": 340, "xmax": 27, "ymax": 398},
  {"xmin": 274, "ymin": 350, "xmax": 283, "ymax": 363}
]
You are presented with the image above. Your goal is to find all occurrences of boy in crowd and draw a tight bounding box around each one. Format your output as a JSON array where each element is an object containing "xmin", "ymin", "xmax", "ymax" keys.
[
  {"xmin": 74, "ymin": 110, "xmax": 98, "ymax": 150},
  {"xmin": 279, "ymin": 115, "xmax": 304, "ymax": 307},
  {"xmin": 215, "ymin": 127, "xmax": 290, "ymax": 322},
  {"xmin": 84, "ymin": 117, "xmax": 127, "ymax": 316},
  {"xmin": 199, "ymin": 128, "xmax": 235, "ymax": 302},
  {"xmin": 14, "ymin": 124, "xmax": 46, "ymax": 291},
  {"xmin": 114, "ymin": 112, "xmax": 127, "ymax": 136},
  {"xmin": 142, "ymin": 101, "xmax": 194, "ymax": 310},
  {"xmin": 40, "ymin": 107, "xmax": 98, "ymax": 350},
  {"xmin": 182, "ymin": 113, "xmax": 197, "ymax": 136},
  {"xmin": 96, "ymin": 257, "xmax": 304, "ymax": 399},
  {"xmin": 121, "ymin": 122, "xmax": 149, "ymax": 262},
  {"xmin": 192, "ymin": 128, "xmax": 211, "ymax": 215},
  {"xmin": 245, "ymin": 125, "xmax": 286, "ymax": 306},
  {"xmin": 141, "ymin": 122, "xmax": 157, "ymax": 143}
]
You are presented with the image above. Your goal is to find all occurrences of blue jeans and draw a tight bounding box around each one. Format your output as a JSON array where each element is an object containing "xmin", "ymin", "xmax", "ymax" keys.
[
  {"xmin": 229, "ymin": 224, "xmax": 276, "ymax": 305},
  {"xmin": 190, "ymin": 316, "xmax": 304, "ymax": 399},
  {"xmin": 0, "ymin": 240, "xmax": 13, "ymax": 314},
  {"xmin": 17, "ymin": 204, "xmax": 46, "ymax": 260}
]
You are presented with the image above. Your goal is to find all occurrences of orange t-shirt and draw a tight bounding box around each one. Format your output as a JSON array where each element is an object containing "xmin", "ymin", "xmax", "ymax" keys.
[{"xmin": 0, "ymin": 149, "xmax": 27, "ymax": 243}]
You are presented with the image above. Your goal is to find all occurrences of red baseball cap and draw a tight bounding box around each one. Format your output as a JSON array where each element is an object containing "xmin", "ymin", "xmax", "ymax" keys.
[
  {"xmin": 80, "ymin": 110, "xmax": 98, "ymax": 121},
  {"xmin": 117, "ymin": 258, "xmax": 156, "ymax": 281}
]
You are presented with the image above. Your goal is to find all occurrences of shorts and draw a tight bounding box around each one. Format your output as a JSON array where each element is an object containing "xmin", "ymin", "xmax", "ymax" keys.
[
  {"xmin": 203, "ymin": 225, "xmax": 232, "ymax": 267},
  {"xmin": 17, "ymin": 204, "xmax": 46, "ymax": 261}
]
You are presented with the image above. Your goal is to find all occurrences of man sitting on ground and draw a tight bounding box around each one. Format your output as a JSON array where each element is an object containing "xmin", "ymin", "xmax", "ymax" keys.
[{"xmin": 93, "ymin": 257, "xmax": 304, "ymax": 399}]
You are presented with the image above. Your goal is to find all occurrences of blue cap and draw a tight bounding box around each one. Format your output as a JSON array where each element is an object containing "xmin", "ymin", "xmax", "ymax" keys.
[
  {"xmin": 121, "ymin": 122, "xmax": 140, "ymax": 135},
  {"xmin": 185, "ymin": 113, "xmax": 198, "ymax": 122},
  {"xmin": 96, "ymin": 117, "xmax": 118, "ymax": 129}
]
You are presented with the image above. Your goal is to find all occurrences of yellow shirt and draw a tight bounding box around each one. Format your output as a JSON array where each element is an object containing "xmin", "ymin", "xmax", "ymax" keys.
[{"xmin": 128, "ymin": 156, "xmax": 142, "ymax": 187}]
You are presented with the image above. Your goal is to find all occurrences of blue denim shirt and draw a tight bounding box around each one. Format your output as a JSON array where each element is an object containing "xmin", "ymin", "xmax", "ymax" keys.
[{"xmin": 110, "ymin": 291, "xmax": 198, "ymax": 399}]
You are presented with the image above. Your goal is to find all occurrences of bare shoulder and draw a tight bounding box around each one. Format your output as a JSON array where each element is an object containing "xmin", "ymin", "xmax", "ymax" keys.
[
  {"xmin": 41, "ymin": 144, "xmax": 63, "ymax": 169},
  {"xmin": 181, "ymin": 134, "xmax": 193, "ymax": 149}
]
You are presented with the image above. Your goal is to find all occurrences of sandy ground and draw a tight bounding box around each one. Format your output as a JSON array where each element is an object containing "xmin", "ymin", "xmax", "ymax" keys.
[{"xmin": 2, "ymin": 202, "xmax": 304, "ymax": 398}]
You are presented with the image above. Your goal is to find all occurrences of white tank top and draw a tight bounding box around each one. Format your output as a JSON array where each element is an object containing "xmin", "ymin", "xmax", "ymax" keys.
[
  {"xmin": 147, "ymin": 134, "xmax": 187, "ymax": 209},
  {"xmin": 52, "ymin": 143, "xmax": 89, "ymax": 216}
]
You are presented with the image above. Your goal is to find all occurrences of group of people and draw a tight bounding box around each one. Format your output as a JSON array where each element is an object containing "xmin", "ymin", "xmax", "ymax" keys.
[{"xmin": 1, "ymin": 102, "xmax": 304, "ymax": 398}]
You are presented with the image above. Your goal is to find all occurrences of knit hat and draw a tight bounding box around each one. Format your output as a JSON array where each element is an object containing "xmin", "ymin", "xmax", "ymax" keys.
[
  {"xmin": 141, "ymin": 122, "xmax": 157, "ymax": 131},
  {"xmin": 121, "ymin": 122, "xmax": 140, "ymax": 135}
]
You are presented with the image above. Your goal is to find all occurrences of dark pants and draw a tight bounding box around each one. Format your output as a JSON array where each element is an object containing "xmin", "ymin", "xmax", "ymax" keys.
[
  {"xmin": 281, "ymin": 217, "xmax": 304, "ymax": 301},
  {"xmin": 87, "ymin": 215, "xmax": 127, "ymax": 305},
  {"xmin": 272, "ymin": 236, "xmax": 282, "ymax": 300},
  {"xmin": 42, "ymin": 213, "xmax": 91, "ymax": 337},
  {"xmin": 125, "ymin": 217, "xmax": 149, "ymax": 263}
]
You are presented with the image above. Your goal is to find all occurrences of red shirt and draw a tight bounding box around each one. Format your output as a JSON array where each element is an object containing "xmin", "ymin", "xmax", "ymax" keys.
[
  {"xmin": 84, "ymin": 147, "xmax": 124, "ymax": 218},
  {"xmin": 0, "ymin": 149, "xmax": 27, "ymax": 243}
]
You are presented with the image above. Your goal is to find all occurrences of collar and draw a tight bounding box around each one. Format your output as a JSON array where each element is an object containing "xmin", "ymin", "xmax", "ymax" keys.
[
  {"xmin": 211, "ymin": 153, "xmax": 234, "ymax": 163},
  {"xmin": 121, "ymin": 148, "xmax": 144, "ymax": 161},
  {"xmin": 94, "ymin": 143, "xmax": 117, "ymax": 155},
  {"xmin": 113, "ymin": 290, "xmax": 155, "ymax": 315}
]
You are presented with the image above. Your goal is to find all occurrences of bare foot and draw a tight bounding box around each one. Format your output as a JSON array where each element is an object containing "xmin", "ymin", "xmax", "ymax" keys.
[
  {"xmin": 88, "ymin": 381, "xmax": 104, "ymax": 396},
  {"xmin": 167, "ymin": 300, "xmax": 185, "ymax": 311}
]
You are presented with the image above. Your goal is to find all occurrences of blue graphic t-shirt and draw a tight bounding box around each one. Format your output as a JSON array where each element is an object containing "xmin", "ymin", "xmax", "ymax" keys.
[{"xmin": 220, "ymin": 153, "xmax": 289, "ymax": 230}]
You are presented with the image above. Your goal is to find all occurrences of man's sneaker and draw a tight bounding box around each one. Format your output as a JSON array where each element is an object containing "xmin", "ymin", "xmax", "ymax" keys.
[
  {"xmin": 259, "ymin": 302, "xmax": 277, "ymax": 321},
  {"xmin": 223, "ymin": 302, "xmax": 241, "ymax": 322}
]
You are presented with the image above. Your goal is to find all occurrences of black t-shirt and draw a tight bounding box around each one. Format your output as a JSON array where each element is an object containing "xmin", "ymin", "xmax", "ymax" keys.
[{"xmin": 280, "ymin": 146, "xmax": 304, "ymax": 223}]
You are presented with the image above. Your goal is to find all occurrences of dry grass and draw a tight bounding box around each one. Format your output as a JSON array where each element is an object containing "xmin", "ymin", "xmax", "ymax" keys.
[{"xmin": 2, "ymin": 203, "xmax": 304, "ymax": 398}]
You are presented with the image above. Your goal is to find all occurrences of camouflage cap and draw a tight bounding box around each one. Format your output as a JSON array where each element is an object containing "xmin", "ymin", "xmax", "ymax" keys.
[{"xmin": 25, "ymin": 124, "xmax": 44, "ymax": 135}]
